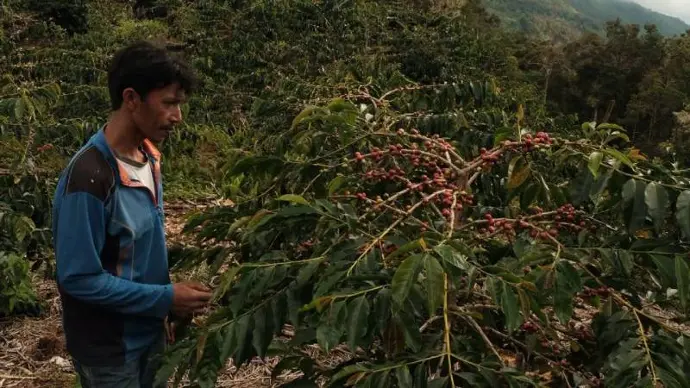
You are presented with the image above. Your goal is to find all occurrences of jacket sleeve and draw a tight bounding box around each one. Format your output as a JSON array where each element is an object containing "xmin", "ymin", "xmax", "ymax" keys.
[{"xmin": 54, "ymin": 164, "xmax": 174, "ymax": 319}]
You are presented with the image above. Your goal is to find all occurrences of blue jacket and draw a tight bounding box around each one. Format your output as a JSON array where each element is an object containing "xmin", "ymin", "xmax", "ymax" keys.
[{"xmin": 51, "ymin": 127, "xmax": 173, "ymax": 367}]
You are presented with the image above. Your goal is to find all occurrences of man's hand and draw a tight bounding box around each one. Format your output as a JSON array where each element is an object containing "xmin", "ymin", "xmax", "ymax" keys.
[{"xmin": 171, "ymin": 281, "xmax": 212, "ymax": 318}]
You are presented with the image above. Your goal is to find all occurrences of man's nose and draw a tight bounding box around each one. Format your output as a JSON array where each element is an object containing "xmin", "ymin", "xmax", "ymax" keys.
[{"xmin": 170, "ymin": 106, "xmax": 182, "ymax": 123}]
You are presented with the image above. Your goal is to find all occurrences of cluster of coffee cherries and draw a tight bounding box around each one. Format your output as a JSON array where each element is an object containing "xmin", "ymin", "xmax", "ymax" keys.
[
  {"xmin": 357, "ymin": 242, "xmax": 398, "ymax": 255},
  {"xmin": 411, "ymin": 129, "xmax": 453, "ymax": 151},
  {"xmin": 527, "ymin": 225, "xmax": 559, "ymax": 241},
  {"xmin": 362, "ymin": 167, "xmax": 406, "ymax": 182},
  {"xmin": 521, "ymin": 132, "xmax": 553, "ymax": 152},
  {"xmin": 475, "ymin": 203, "xmax": 593, "ymax": 241},
  {"xmin": 521, "ymin": 321, "xmax": 570, "ymax": 364},
  {"xmin": 476, "ymin": 213, "xmax": 547, "ymax": 240},
  {"xmin": 350, "ymin": 135, "xmax": 473, "ymax": 223},
  {"xmin": 36, "ymin": 143, "xmax": 54, "ymax": 153},
  {"xmin": 572, "ymin": 325, "xmax": 595, "ymax": 342},
  {"xmin": 555, "ymin": 203, "xmax": 596, "ymax": 233},
  {"xmin": 295, "ymin": 239, "xmax": 315, "ymax": 251},
  {"xmin": 478, "ymin": 213, "xmax": 516, "ymax": 236},
  {"xmin": 579, "ymin": 285, "xmax": 611, "ymax": 298},
  {"xmin": 520, "ymin": 320, "xmax": 540, "ymax": 334},
  {"xmin": 382, "ymin": 243, "xmax": 398, "ymax": 255},
  {"xmin": 477, "ymin": 212, "xmax": 551, "ymax": 240},
  {"xmin": 479, "ymin": 147, "xmax": 501, "ymax": 167}
]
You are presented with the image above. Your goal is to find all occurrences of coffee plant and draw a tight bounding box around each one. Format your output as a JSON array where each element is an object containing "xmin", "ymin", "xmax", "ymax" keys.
[
  {"xmin": 0, "ymin": 79, "xmax": 62, "ymax": 316},
  {"xmin": 0, "ymin": 169, "xmax": 53, "ymax": 316},
  {"xmin": 158, "ymin": 82, "xmax": 690, "ymax": 387}
]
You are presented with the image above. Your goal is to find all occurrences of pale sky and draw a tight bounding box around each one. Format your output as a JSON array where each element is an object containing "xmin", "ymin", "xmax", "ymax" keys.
[{"xmin": 629, "ymin": 0, "xmax": 690, "ymax": 24}]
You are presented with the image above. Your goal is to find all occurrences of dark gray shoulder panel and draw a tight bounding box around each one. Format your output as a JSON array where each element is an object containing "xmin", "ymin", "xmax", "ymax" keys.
[{"xmin": 65, "ymin": 146, "xmax": 115, "ymax": 201}]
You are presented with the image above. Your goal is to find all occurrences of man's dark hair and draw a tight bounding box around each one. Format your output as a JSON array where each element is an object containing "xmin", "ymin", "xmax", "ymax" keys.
[{"xmin": 107, "ymin": 40, "xmax": 198, "ymax": 110}]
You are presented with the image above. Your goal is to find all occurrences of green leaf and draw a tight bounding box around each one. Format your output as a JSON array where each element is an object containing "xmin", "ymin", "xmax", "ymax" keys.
[
  {"xmin": 219, "ymin": 321, "xmax": 237, "ymax": 362},
  {"xmin": 296, "ymin": 261, "xmax": 321, "ymax": 287},
  {"xmin": 387, "ymin": 239, "xmax": 424, "ymax": 261},
  {"xmin": 645, "ymin": 183, "xmax": 668, "ymax": 234},
  {"xmin": 554, "ymin": 261, "xmax": 581, "ymax": 323},
  {"xmin": 603, "ymin": 130, "xmax": 630, "ymax": 145},
  {"xmin": 520, "ymin": 183, "xmax": 540, "ymax": 211},
  {"xmin": 424, "ymin": 256, "xmax": 445, "ymax": 317},
  {"xmin": 212, "ymin": 265, "xmax": 240, "ymax": 303},
  {"xmin": 499, "ymin": 281, "xmax": 520, "ymax": 332},
  {"xmin": 233, "ymin": 314, "xmax": 252, "ymax": 365},
  {"xmin": 347, "ymin": 296, "xmax": 370, "ymax": 351},
  {"xmin": 391, "ymin": 254, "xmax": 424, "ymax": 309},
  {"xmin": 622, "ymin": 179, "xmax": 647, "ymax": 234},
  {"xmin": 650, "ymin": 254, "xmax": 676, "ymax": 289},
  {"xmin": 272, "ymin": 293, "xmax": 287, "ymax": 336},
  {"xmin": 396, "ymin": 309, "xmax": 422, "ymax": 352},
  {"xmin": 286, "ymin": 288, "xmax": 301, "ymax": 325},
  {"xmin": 590, "ymin": 168, "xmax": 613, "ymax": 204},
  {"xmin": 374, "ymin": 288, "xmax": 391, "ymax": 334},
  {"xmin": 507, "ymin": 156, "xmax": 530, "ymax": 190},
  {"xmin": 316, "ymin": 324, "xmax": 341, "ymax": 353},
  {"xmin": 616, "ymin": 251, "xmax": 634, "ymax": 277},
  {"xmin": 13, "ymin": 216, "xmax": 35, "ymax": 242},
  {"xmin": 13, "ymin": 97, "xmax": 25, "ymax": 120},
  {"xmin": 434, "ymin": 244, "xmax": 469, "ymax": 271},
  {"xmin": 276, "ymin": 194, "xmax": 310, "ymax": 206},
  {"xmin": 605, "ymin": 148, "xmax": 634, "ymax": 169},
  {"xmin": 331, "ymin": 364, "xmax": 369, "ymax": 383},
  {"xmin": 494, "ymin": 126, "xmax": 514, "ymax": 145},
  {"xmin": 328, "ymin": 176, "xmax": 346, "ymax": 196},
  {"xmin": 588, "ymin": 151, "xmax": 603, "ymax": 177},
  {"xmin": 414, "ymin": 363, "xmax": 427, "ymax": 388},
  {"xmin": 252, "ymin": 304, "xmax": 274, "ymax": 358},
  {"xmin": 676, "ymin": 191, "xmax": 690, "ymax": 240},
  {"xmin": 291, "ymin": 106, "xmax": 318, "ymax": 129},
  {"xmin": 597, "ymin": 123, "xmax": 625, "ymax": 131},
  {"xmin": 23, "ymin": 94, "xmax": 35, "ymax": 121},
  {"xmin": 373, "ymin": 371, "xmax": 390, "ymax": 388},
  {"xmin": 395, "ymin": 365, "xmax": 413, "ymax": 388}
]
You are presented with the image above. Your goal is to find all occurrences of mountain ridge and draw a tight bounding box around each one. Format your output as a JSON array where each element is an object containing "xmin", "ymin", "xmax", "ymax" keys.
[{"xmin": 483, "ymin": 0, "xmax": 690, "ymax": 40}]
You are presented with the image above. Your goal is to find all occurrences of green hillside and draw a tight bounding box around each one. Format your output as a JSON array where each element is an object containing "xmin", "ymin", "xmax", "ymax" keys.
[{"xmin": 485, "ymin": 0, "xmax": 690, "ymax": 40}]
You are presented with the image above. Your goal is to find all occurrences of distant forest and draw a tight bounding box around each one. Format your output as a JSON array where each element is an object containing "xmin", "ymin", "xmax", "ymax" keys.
[{"xmin": 486, "ymin": 0, "xmax": 690, "ymax": 40}]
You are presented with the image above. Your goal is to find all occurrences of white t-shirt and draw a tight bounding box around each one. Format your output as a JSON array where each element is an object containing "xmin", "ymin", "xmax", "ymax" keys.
[{"xmin": 117, "ymin": 153, "xmax": 155, "ymax": 195}]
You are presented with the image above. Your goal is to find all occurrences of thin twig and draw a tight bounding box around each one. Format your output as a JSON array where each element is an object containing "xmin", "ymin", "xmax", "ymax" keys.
[
  {"xmin": 447, "ymin": 193, "xmax": 458, "ymax": 239},
  {"xmin": 0, "ymin": 375, "xmax": 37, "ymax": 380},
  {"xmin": 346, "ymin": 189, "xmax": 446, "ymax": 275},
  {"xmin": 419, "ymin": 316, "xmax": 442, "ymax": 333},
  {"xmin": 633, "ymin": 310, "xmax": 659, "ymax": 384},
  {"xmin": 443, "ymin": 273, "xmax": 456, "ymax": 388},
  {"xmin": 462, "ymin": 315, "xmax": 504, "ymax": 366}
]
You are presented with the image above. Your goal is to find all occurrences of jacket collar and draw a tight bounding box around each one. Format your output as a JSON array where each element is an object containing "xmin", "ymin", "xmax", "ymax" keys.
[
  {"xmin": 91, "ymin": 124, "xmax": 161, "ymax": 163},
  {"xmin": 90, "ymin": 125, "xmax": 162, "ymax": 202}
]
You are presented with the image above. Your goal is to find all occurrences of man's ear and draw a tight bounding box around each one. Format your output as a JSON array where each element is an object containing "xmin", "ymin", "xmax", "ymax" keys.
[{"xmin": 122, "ymin": 87, "xmax": 141, "ymax": 111}]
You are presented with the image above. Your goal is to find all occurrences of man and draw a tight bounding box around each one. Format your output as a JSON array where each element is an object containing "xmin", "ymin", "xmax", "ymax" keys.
[{"xmin": 51, "ymin": 41, "xmax": 212, "ymax": 387}]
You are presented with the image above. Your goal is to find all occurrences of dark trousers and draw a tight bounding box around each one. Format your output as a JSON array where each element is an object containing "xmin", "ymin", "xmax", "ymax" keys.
[{"xmin": 72, "ymin": 334, "xmax": 166, "ymax": 388}]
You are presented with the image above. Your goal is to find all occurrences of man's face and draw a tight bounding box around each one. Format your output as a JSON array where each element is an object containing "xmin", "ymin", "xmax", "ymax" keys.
[{"xmin": 130, "ymin": 83, "xmax": 186, "ymax": 143}]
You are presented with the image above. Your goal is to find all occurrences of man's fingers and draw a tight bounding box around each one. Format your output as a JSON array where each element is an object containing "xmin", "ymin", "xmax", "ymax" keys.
[
  {"xmin": 187, "ymin": 282, "xmax": 212, "ymax": 292},
  {"xmin": 168, "ymin": 322, "xmax": 176, "ymax": 343},
  {"xmin": 190, "ymin": 289, "xmax": 212, "ymax": 301},
  {"xmin": 184, "ymin": 298, "xmax": 210, "ymax": 310}
]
